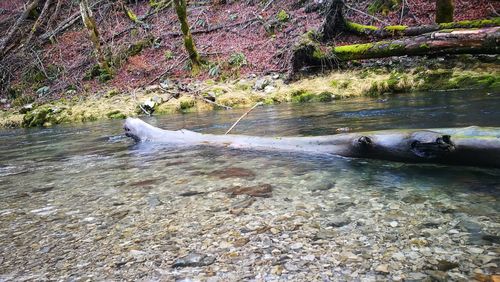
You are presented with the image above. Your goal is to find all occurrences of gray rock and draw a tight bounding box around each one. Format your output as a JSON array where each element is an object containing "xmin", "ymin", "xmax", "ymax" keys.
[
  {"xmin": 264, "ymin": 85, "xmax": 275, "ymax": 94},
  {"xmin": 172, "ymin": 253, "xmax": 216, "ymax": 268},
  {"xmin": 436, "ymin": 260, "xmax": 459, "ymax": 271},
  {"xmin": 253, "ymin": 78, "xmax": 271, "ymax": 91},
  {"xmin": 147, "ymin": 195, "xmax": 163, "ymax": 208},
  {"xmin": 36, "ymin": 86, "xmax": 50, "ymax": 97},
  {"xmin": 426, "ymin": 270, "xmax": 448, "ymax": 282},
  {"xmin": 19, "ymin": 104, "xmax": 34, "ymax": 114},
  {"xmin": 327, "ymin": 217, "xmax": 350, "ymax": 228},
  {"xmin": 375, "ymin": 264, "xmax": 389, "ymax": 273}
]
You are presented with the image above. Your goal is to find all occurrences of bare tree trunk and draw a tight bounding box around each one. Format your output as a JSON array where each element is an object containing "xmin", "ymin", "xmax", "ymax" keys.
[
  {"xmin": 79, "ymin": 0, "xmax": 110, "ymax": 76},
  {"xmin": 318, "ymin": 0, "xmax": 346, "ymax": 41},
  {"xmin": 173, "ymin": 0, "xmax": 202, "ymax": 74},
  {"xmin": 0, "ymin": 0, "xmax": 41, "ymax": 57},
  {"xmin": 436, "ymin": 0, "xmax": 454, "ymax": 23}
]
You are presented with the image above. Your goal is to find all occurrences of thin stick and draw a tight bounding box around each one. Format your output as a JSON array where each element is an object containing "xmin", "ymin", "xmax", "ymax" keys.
[
  {"xmin": 399, "ymin": 0, "xmax": 405, "ymax": 25},
  {"xmin": 225, "ymin": 102, "xmax": 263, "ymax": 135},
  {"xmin": 199, "ymin": 96, "xmax": 232, "ymax": 110},
  {"xmin": 131, "ymin": 88, "xmax": 151, "ymax": 116}
]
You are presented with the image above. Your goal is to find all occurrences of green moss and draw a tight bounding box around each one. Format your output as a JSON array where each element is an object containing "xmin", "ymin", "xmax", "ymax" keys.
[
  {"xmin": 419, "ymin": 43, "xmax": 430, "ymax": 49},
  {"xmin": 346, "ymin": 21, "xmax": 378, "ymax": 33},
  {"xmin": 276, "ymin": 10, "xmax": 290, "ymax": 22},
  {"xmin": 312, "ymin": 48, "xmax": 326, "ymax": 60},
  {"xmin": 22, "ymin": 106, "xmax": 53, "ymax": 127},
  {"xmin": 314, "ymin": 91, "xmax": 334, "ymax": 102},
  {"xmin": 290, "ymin": 89, "xmax": 314, "ymax": 103},
  {"xmin": 389, "ymin": 43, "xmax": 404, "ymax": 51},
  {"xmin": 438, "ymin": 18, "xmax": 500, "ymax": 29},
  {"xmin": 12, "ymin": 95, "xmax": 35, "ymax": 107},
  {"xmin": 105, "ymin": 89, "xmax": 120, "ymax": 98},
  {"xmin": 179, "ymin": 98, "xmax": 196, "ymax": 110},
  {"xmin": 449, "ymin": 74, "xmax": 500, "ymax": 89},
  {"xmin": 334, "ymin": 43, "xmax": 374, "ymax": 56},
  {"xmin": 106, "ymin": 110, "xmax": 127, "ymax": 119},
  {"xmin": 384, "ymin": 25, "xmax": 407, "ymax": 32}
]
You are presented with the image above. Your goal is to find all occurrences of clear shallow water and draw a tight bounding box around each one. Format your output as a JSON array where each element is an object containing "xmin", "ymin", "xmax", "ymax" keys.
[{"xmin": 0, "ymin": 90, "xmax": 499, "ymax": 281}]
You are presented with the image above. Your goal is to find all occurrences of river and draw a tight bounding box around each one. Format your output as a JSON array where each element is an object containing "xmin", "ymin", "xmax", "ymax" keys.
[{"xmin": 0, "ymin": 90, "xmax": 499, "ymax": 281}]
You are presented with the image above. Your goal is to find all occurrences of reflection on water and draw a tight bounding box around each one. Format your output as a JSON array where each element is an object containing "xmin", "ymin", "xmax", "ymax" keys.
[{"xmin": 0, "ymin": 90, "xmax": 499, "ymax": 280}]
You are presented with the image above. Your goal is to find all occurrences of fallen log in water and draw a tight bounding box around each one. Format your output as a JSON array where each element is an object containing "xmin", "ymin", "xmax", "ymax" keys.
[{"xmin": 124, "ymin": 118, "xmax": 500, "ymax": 168}]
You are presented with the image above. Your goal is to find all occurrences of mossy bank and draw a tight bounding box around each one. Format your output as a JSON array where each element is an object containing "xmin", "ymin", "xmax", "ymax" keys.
[{"xmin": 1, "ymin": 62, "xmax": 499, "ymax": 128}]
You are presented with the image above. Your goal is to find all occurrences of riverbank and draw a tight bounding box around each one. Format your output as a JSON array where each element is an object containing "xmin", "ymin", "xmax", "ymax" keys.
[{"xmin": 1, "ymin": 57, "xmax": 499, "ymax": 128}]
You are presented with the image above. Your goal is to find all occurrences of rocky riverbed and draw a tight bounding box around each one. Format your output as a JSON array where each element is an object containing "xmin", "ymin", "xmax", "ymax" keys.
[{"xmin": 0, "ymin": 144, "xmax": 499, "ymax": 281}]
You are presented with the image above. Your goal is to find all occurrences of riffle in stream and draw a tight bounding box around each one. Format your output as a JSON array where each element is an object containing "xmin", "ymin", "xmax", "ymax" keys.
[{"xmin": 0, "ymin": 90, "xmax": 499, "ymax": 281}]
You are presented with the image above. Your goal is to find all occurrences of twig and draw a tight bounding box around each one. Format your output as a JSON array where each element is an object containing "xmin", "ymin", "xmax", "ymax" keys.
[
  {"xmin": 261, "ymin": 0, "xmax": 275, "ymax": 12},
  {"xmin": 489, "ymin": 3, "xmax": 500, "ymax": 17},
  {"xmin": 399, "ymin": 0, "xmax": 405, "ymax": 25},
  {"xmin": 225, "ymin": 102, "xmax": 263, "ymax": 135},
  {"xmin": 344, "ymin": 3, "xmax": 389, "ymax": 25},
  {"xmin": 131, "ymin": 88, "xmax": 151, "ymax": 116},
  {"xmin": 167, "ymin": 17, "xmax": 259, "ymax": 37},
  {"xmin": 196, "ymin": 94, "xmax": 232, "ymax": 110}
]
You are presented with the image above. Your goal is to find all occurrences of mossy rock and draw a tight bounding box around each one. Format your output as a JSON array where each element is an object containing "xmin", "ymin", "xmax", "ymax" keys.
[
  {"xmin": 106, "ymin": 110, "xmax": 127, "ymax": 119},
  {"xmin": 291, "ymin": 89, "xmax": 314, "ymax": 103},
  {"xmin": 314, "ymin": 91, "xmax": 334, "ymax": 102},
  {"xmin": 179, "ymin": 97, "xmax": 196, "ymax": 111},
  {"xmin": 22, "ymin": 106, "xmax": 54, "ymax": 127},
  {"xmin": 12, "ymin": 95, "xmax": 35, "ymax": 107}
]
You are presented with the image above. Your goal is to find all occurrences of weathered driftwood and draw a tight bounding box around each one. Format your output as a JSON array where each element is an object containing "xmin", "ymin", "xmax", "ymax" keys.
[{"xmin": 124, "ymin": 118, "xmax": 500, "ymax": 168}]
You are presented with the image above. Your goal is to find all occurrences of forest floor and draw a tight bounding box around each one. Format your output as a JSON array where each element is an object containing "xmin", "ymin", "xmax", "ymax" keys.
[{"xmin": 0, "ymin": 0, "xmax": 499, "ymax": 127}]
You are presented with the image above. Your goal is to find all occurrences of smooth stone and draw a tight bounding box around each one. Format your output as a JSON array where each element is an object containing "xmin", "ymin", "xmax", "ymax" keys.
[
  {"xmin": 389, "ymin": 221, "xmax": 398, "ymax": 228},
  {"xmin": 436, "ymin": 260, "xmax": 459, "ymax": 271},
  {"xmin": 328, "ymin": 218, "xmax": 350, "ymax": 228},
  {"xmin": 406, "ymin": 272, "xmax": 428, "ymax": 280},
  {"xmin": 427, "ymin": 270, "xmax": 448, "ymax": 282},
  {"xmin": 284, "ymin": 262, "xmax": 299, "ymax": 271},
  {"xmin": 469, "ymin": 247, "xmax": 484, "ymax": 254},
  {"xmin": 375, "ymin": 264, "xmax": 390, "ymax": 273},
  {"xmin": 392, "ymin": 252, "xmax": 405, "ymax": 261},
  {"xmin": 172, "ymin": 253, "xmax": 216, "ymax": 268},
  {"xmin": 290, "ymin": 243, "xmax": 303, "ymax": 250}
]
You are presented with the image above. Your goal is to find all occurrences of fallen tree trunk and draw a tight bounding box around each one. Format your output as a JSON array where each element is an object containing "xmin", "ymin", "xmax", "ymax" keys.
[
  {"xmin": 319, "ymin": 0, "xmax": 499, "ymax": 39},
  {"xmin": 123, "ymin": 118, "xmax": 500, "ymax": 168},
  {"xmin": 291, "ymin": 27, "xmax": 500, "ymax": 73},
  {"xmin": 346, "ymin": 18, "xmax": 500, "ymax": 38}
]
